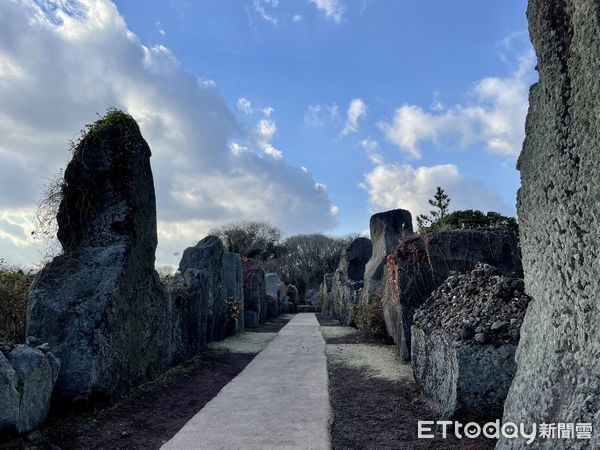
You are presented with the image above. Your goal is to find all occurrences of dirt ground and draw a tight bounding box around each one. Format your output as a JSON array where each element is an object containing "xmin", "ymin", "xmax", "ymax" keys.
[
  {"xmin": 318, "ymin": 315, "xmax": 496, "ymax": 450},
  {"xmin": 0, "ymin": 316, "xmax": 291, "ymax": 450}
]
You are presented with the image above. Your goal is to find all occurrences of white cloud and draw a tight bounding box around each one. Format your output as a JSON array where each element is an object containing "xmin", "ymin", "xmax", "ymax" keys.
[
  {"xmin": 378, "ymin": 51, "xmax": 536, "ymax": 159},
  {"xmin": 304, "ymin": 103, "xmax": 339, "ymax": 126},
  {"xmin": 292, "ymin": 14, "xmax": 303, "ymax": 23},
  {"xmin": 341, "ymin": 98, "xmax": 366, "ymax": 136},
  {"xmin": 361, "ymin": 163, "xmax": 512, "ymax": 228},
  {"xmin": 255, "ymin": 118, "xmax": 283, "ymax": 159},
  {"xmin": 237, "ymin": 97, "xmax": 253, "ymax": 114},
  {"xmin": 359, "ymin": 138, "xmax": 383, "ymax": 165},
  {"xmin": 155, "ymin": 21, "xmax": 165, "ymax": 36},
  {"xmin": 309, "ymin": 0, "xmax": 344, "ymax": 23},
  {"xmin": 253, "ymin": 0, "xmax": 278, "ymax": 25},
  {"xmin": 0, "ymin": 0, "xmax": 338, "ymax": 266}
]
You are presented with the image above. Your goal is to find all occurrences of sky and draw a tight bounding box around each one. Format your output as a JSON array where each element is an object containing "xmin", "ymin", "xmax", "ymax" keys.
[{"xmin": 0, "ymin": 0, "xmax": 536, "ymax": 268}]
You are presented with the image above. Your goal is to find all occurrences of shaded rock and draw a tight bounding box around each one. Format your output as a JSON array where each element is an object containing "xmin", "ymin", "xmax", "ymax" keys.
[
  {"xmin": 381, "ymin": 236, "xmax": 433, "ymax": 360},
  {"xmin": 265, "ymin": 273, "xmax": 283, "ymax": 319},
  {"xmin": 285, "ymin": 285, "xmax": 299, "ymax": 306},
  {"xmin": 423, "ymin": 228, "xmax": 522, "ymax": 285},
  {"xmin": 499, "ymin": 1, "xmax": 600, "ymax": 447},
  {"xmin": 331, "ymin": 237, "xmax": 372, "ymax": 326},
  {"xmin": 222, "ymin": 252, "xmax": 244, "ymax": 335},
  {"xmin": 304, "ymin": 289, "xmax": 318, "ymax": 305},
  {"xmin": 318, "ymin": 273, "xmax": 334, "ymax": 315},
  {"xmin": 0, "ymin": 352, "xmax": 18, "ymax": 432},
  {"xmin": 167, "ymin": 268, "xmax": 209, "ymax": 364},
  {"xmin": 27, "ymin": 113, "xmax": 171, "ymax": 406},
  {"xmin": 178, "ymin": 236, "xmax": 228, "ymax": 344},
  {"xmin": 362, "ymin": 209, "xmax": 413, "ymax": 298},
  {"xmin": 242, "ymin": 259, "xmax": 266, "ymax": 328},
  {"xmin": 411, "ymin": 263, "xmax": 530, "ymax": 420}
]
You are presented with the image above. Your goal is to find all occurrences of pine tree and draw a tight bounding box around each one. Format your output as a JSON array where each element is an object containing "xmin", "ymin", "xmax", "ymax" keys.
[{"xmin": 417, "ymin": 186, "xmax": 451, "ymax": 230}]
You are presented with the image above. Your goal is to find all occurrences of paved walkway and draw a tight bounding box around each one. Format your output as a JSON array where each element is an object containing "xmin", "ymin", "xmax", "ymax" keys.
[{"xmin": 161, "ymin": 313, "xmax": 331, "ymax": 450}]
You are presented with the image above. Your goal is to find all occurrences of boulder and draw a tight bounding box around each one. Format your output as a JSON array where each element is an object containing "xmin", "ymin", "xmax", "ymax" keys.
[
  {"xmin": 285, "ymin": 285, "xmax": 299, "ymax": 306},
  {"xmin": 303, "ymin": 289, "xmax": 318, "ymax": 305},
  {"xmin": 282, "ymin": 297, "xmax": 295, "ymax": 314},
  {"xmin": 27, "ymin": 112, "xmax": 172, "ymax": 406},
  {"xmin": 223, "ymin": 252, "xmax": 244, "ymax": 335},
  {"xmin": 318, "ymin": 273, "xmax": 333, "ymax": 315},
  {"xmin": 362, "ymin": 209, "xmax": 413, "ymax": 298},
  {"xmin": 167, "ymin": 268, "xmax": 209, "ymax": 364},
  {"xmin": 331, "ymin": 237, "xmax": 372, "ymax": 326},
  {"xmin": 0, "ymin": 346, "xmax": 60, "ymax": 433},
  {"xmin": 411, "ymin": 264, "xmax": 530, "ymax": 420},
  {"xmin": 178, "ymin": 236, "xmax": 228, "ymax": 343},
  {"xmin": 499, "ymin": 1, "xmax": 600, "ymax": 447},
  {"xmin": 382, "ymin": 229, "xmax": 521, "ymax": 360},
  {"xmin": 265, "ymin": 273, "xmax": 283, "ymax": 319},
  {"xmin": 423, "ymin": 228, "xmax": 522, "ymax": 285},
  {"xmin": 381, "ymin": 236, "xmax": 433, "ymax": 360},
  {"xmin": 242, "ymin": 258, "xmax": 266, "ymax": 328}
]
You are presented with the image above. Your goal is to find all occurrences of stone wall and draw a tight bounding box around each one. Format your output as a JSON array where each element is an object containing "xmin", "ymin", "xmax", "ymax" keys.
[{"xmin": 499, "ymin": 1, "xmax": 600, "ymax": 447}]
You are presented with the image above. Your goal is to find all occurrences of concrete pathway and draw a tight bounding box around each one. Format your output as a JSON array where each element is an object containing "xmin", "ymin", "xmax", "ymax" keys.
[{"xmin": 161, "ymin": 313, "xmax": 331, "ymax": 450}]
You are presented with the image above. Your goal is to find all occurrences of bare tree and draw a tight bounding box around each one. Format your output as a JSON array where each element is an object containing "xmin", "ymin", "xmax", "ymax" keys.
[{"xmin": 209, "ymin": 221, "xmax": 283, "ymax": 261}]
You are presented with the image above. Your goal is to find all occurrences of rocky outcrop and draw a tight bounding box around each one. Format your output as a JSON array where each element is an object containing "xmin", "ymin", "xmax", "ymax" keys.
[
  {"xmin": 168, "ymin": 236, "xmax": 229, "ymax": 363},
  {"xmin": 318, "ymin": 273, "xmax": 333, "ymax": 315},
  {"xmin": 423, "ymin": 228, "xmax": 522, "ymax": 285},
  {"xmin": 381, "ymin": 236, "xmax": 433, "ymax": 360},
  {"xmin": 223, "ymin": 252, "xmax": 244, "ymax": 335},
  {"xmin": 265, "ymin": 273, "xmax": 283, "ymax": 319},
  {"xmin": 285, "ymin": 285, "xmax": 299, "ymax": 307},
  {"xmin": 0, "ymin": 345, "xmax": 59, "ymax": 433},
  {"xmin": 242, "ymin": 258, "xmax": 266, "ymax": 328},
  {"xmin": 178, "ymin": 236, "xmax": 228, "ymax": 343},
  {"xmin": 411, "ymin": 264, "xmax": 530, "ymax": 420},
  {"xmin": 382, "ymin": 229, "xmax": 522, "ymax": 360},
  {"xmin": 499, "ymin": 1, "xmax": 600, "ymax": 447},
  {"xmin": 331, "ymin": 237, "xmax": 372, "ymax": 326},
  {"xmin": 303, "ymin": 289, "xmax": 318, "ymax": 305},
  {"xmin": 27, "ymin": 113, "xmax": 172, "ymax": 406},
  {"xmin": 362, "ymin": 209, "xmax": 413, "ymax": 298}
]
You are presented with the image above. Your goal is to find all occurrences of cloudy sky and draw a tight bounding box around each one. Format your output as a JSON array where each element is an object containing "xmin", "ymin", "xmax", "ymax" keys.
[{"xmin": 0, "ymin": 0, "xmax": 535, "ymax": 267}]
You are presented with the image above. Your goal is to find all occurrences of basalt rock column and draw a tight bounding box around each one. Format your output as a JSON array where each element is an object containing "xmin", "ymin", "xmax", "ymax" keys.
[
  {"xmin": 27, "ymin": 112, "xmax": 171, "ymax": 406},
  {"xmin": 499, "ymin": 1, "xmax": 600, "ymax": 448}
]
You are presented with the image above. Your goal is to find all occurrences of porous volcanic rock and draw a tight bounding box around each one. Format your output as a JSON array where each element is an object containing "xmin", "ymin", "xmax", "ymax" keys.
[
  {"xmin": 0, "ymin": 345, "xmax": 60, "ymax": 434},
  {"xmin": 381, "ymin": 236, "xmax": 434, "ymax": 360},
  {"xmin": 223, "ymin": 252, "xmax": 244, "ymax": 335},
  {"xmin": 423, "ymin": 228, "xmax": 522, "ymax": 285},
  {"xmin": 318, "ymin": 273, "xmax": 333, "ymax": 316},
  {"xmin": 265, "ymin": 273, "xmax": 283, "ymax": 319},
  {"xmin": 331, "ymin": 237, "xmax": 372, "ymax": 326},
  {"xmin": 499, "ymin": 1, "xmax": 600, "ymax": 447},
  {"xmin": 285, "ymin": 284, "xmax": 299, "ymax": 307},
  {"xmin": 362, "ymin": 209, "xmax": 413, "ymax": 298},
  {"xmin": 27, "ymin": 113, "xmax": 172, "ymax": 406},
  {"xmin": 242, "ymin": 258, "xmax": 266, "ymax": 328},
  {"xmin": 411, "ymin": 263, "xmax": 530, "ymax": 420},
  {"xmin": 178, "ymin": 236, "xmax": 228, "ymax": 343}
]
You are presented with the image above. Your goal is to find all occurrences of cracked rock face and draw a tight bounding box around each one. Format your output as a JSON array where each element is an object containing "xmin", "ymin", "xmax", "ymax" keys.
[
  {"xmin": 330, "ymin": 237, "xmax": 372, "ymax": 326},
  {"xmin": 499, "ymin": 1, "xmax": 600, "ymax": 448},
  {"xmin": 243, "ymin": 258, "xmax": 266, "ymax": 328},
  {"xmin": 27, "ymin": 114, "xmax": 171, "ymax": 406}
]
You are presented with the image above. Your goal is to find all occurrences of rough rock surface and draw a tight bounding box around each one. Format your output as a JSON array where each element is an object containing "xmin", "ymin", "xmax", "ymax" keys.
[
  {"xmin": 27, "ymin": 114, "xmax": 172, "ymax": 406},
  {"xmin": 0, "ymin": 345, "xmax": 60, "ymax": 433},
  {"xmin": 223, "ymin": 252, "xmax": 244, "ymax": 335},
  {"xmin": 499, "ymin": 1, "xmax": 600, "ymax": 448},
  {"xmin": 362, "ymin": 209, "xmax": 413, "ymax": 298},
  {"xmin": 381, "ymin": 236, "xmax": 433, "ymax": 360},
  {"xmin": 303, "ymin": 289, "xmax": 318, "ymax": 305},
  {"xmin": 423, "ymin": 228, "xmax": 522, "ymax": 285},
  {"xmin": 285, "ymin": 285, "xmax": 299, "ymax": 307},
  {"xmin": 318, "ymin": 273, "xmax": 333, "ymax": 315},
  {"xmin": 411, "ymin": 264, "xmax": 530, "ymax": 420},
  {"xmin": 242, "ymin": 259, "xmax": 266, "ymax": 328},
  {"xmin": 331, "ymin": 237, "xmax": 372, "ymax": 326},
  {"xmin": 178, "ymin": 236, "xmax": 228, "ymax": 343},
  {"xmin": 265, "ymin": 273, "xmax": 283, "ymax": 319}
]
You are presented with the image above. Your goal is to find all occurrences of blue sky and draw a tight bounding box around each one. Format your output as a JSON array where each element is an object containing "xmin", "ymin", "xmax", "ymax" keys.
[{"xmin": 0, "ymin": 0, "xmax": 535, "ymax": 266}]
